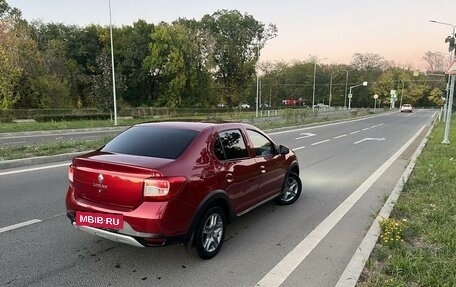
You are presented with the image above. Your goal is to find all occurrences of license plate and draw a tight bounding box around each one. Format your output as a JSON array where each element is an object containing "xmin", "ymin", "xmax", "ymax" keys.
[{"xmin": 75, "ymin": 211, "xmax": 123, "ymax": 229}]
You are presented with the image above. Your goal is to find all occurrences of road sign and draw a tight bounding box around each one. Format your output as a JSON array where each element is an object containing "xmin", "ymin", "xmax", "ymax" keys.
[
  {"xmin": 348, "ymin": 93, "xmax": 352, "ymax": 99},
  {"xmin": 390, "ymin": 90, "xmax": 397, "ymax": 101},
  {"xmin": 446, "ymin": 60, "xmax": 456, "ymax": 75},
  {"xmin": 373, "ymin": 94, "xmax": 378, "ymax": 99}
]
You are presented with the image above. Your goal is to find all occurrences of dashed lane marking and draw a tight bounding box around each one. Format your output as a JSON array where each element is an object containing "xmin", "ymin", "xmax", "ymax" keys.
[
  {"xmin": 293, "ymin": 146, "xmax": 306, "ymax": 151},
  {"xmin": 0, "ymin": 219, "xmax": 42, "ymax": 234},
  {"xmin": 311, "ymin": 139, "xmax": 330, "ymax": 146},
  {"xmin": 334, "ymin": 134, "xmax": 347, "ymax": 139}
]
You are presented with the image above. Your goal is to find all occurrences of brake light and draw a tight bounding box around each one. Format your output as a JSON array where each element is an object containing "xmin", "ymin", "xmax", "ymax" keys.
[
  {"xmin": 68, "ymin": 165, "xmax": 74, "ymax": 183},
  {"xmin": 143, "ymin": 177, "xmax": 186, "ymax": 201}
]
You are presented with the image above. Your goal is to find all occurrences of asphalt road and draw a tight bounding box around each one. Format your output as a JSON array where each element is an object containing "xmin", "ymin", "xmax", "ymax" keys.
[{"xmin": 0, "ymin": 110, "xmax": 436, "ymax": 287}]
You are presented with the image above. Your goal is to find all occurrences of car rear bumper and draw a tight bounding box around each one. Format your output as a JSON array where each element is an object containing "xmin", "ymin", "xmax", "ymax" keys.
[
  {"xmin": 68, "ymin": 213, "xmax": 186, "ymax": 247},
  {"xmin": 73, "ymin": 222, "xmax": 146, "ymax": 247},
  {"xmin": 66, "ymin": 186, "xmax": 193, "ymax": 246}
]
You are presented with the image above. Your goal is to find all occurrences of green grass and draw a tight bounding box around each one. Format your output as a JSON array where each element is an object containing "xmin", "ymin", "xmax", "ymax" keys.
[
  {"xmin": 0, "ymin": 137, "xmax": 113, "ymax": 161},
  {"xmin": 358, "ymin": 115, "xmax": 456, "ymax": 287},
  {"xmin": 0, "ymin": 111, "xmax": 258, "ymax": 133},
  {"xmin": 0, "ymin": 119, "xmax": 135, "ymax": 133}
]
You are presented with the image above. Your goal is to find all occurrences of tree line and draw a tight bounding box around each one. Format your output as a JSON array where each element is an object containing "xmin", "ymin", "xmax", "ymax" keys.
[{"xmin": 0, "ymin": 0, "xmax": 447, "ymax": 111}]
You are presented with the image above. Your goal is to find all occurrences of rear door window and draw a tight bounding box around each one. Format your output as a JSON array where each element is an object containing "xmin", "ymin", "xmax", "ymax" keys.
[
  {"xmin": 101, "ymin": 126, "xmax": 198, "ymax": 159},
  {"xmin": 214, "ymin": 130, "xmax": 249, "ymax": 160}
]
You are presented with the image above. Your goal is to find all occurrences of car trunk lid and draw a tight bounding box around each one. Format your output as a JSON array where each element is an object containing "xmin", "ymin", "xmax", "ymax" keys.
[{"xmin": 71, "ymin": 154, "xmax": 170, "ymax": 210}]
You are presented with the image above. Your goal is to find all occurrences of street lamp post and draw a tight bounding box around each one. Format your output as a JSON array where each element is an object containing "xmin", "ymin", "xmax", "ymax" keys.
[
  {"xmin": 348, "ymin": 81, "xmax": 368, "ymax": 109},
  {"xmin": 109, "ymin": 0, "xmax": 117, "ymax": 126},
  {"xmin": 256, "ymin": 43, "xmax": 260, "ymax": 117},
  {"xmin": 399, "ymin": 80, "xmax": 405, "ymax": 109},
  {"xmin": 373, "ymin": 94, "xmax": 378, "ymax": 112},
  {"xmin": 312, "ymin": 57, "xmax": 327, "ymax": 111},
  {"xmin": 256, "ymin": 35, "xmax": 276, "ymax": 117},
  {"xmin": 344, "ymin": 69, "xmax": 353, "ymax": 109},
  {"xmin": 329, "ymin": 73, "xmax": 333, "ymax": 107},
  {"xmin": 443, "ymin": 74, "xmax": 455, "ymax": 144},
  {"xmin": 429, "ymin": 19, "xmax": 456, "ymax": 144}
]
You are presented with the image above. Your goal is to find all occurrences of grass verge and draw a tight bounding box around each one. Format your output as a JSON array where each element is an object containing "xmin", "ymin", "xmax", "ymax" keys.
[
  {"xmin": 0, "ymin": 119, "xmax": 134, "ymax": 133},
  {"xmin": 0, "ymin": 137, "xmax": 113, "ymax": 161},
  {"xmin": 358, "ymin": 115, "xmax": 456, "ymax": 287},
  {"xmin": 0, "ymin": 111, "xmax": 258, "ymax": 133}
]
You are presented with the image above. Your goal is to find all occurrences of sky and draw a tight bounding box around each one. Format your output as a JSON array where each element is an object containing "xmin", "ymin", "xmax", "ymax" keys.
[{"xmin": 7, "ymin": 0, "xmax": 456, "ymax": 70}]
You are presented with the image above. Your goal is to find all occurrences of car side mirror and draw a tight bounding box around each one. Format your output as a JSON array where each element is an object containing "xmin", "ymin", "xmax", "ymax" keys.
[{"xmin": 278, "ymin": 145, "xmax": 289, "ymax": 155}]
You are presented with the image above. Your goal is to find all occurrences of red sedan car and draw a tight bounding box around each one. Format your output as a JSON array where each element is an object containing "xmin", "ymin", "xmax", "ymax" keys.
[{"xmin": 66, "ymin": 121, "xmax": 301, "ymax": 259}]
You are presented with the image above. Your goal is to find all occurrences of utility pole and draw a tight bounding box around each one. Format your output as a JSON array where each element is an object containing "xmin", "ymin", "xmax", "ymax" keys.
[
  {"xmin": 329, "ymin": 73, "xmax": 333, "ymax": 107},
  {"xmin": 429, "ymin": 20, "xmax": 455, "ymax": 144}
]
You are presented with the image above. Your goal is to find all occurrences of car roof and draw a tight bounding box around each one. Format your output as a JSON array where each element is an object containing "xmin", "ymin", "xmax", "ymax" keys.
[{"xmin": 135, "ymin": 121, "xmax": 255, "ymax": 131}]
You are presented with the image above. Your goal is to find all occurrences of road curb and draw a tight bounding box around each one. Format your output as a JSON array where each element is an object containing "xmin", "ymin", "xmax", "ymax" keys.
[
  {"xmin": 335, "ymin": 116, "xmax": 438, "ymax": 287},
  {"xmin": 0, "ymin": 152, "xmax": 88, "ymax": 170}
]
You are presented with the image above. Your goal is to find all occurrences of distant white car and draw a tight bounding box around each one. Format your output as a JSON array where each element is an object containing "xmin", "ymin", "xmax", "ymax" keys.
[
  {"xmin": 400, "ymin": 104, "xmax": 412, "ymax": 113},
  {"xmin": 313, "ymin": 103, "xmax": 330, "ymax": 110},
  {"xmin": 240, "ymin": 103, "xmax": 250, "ymax": 108}
]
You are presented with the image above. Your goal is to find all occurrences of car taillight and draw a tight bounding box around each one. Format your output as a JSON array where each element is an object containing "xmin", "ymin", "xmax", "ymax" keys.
[
  {"xmin": 143, "ymin": 177, "xmax": 186, "ymax": 201},
  {"xmin": 68, "ymin": 165, "xmax": 74, "ymax": 183}
]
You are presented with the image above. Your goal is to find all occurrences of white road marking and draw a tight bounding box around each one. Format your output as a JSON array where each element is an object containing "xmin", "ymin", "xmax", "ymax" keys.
[
  {"xmin": 354, "ymin": 137, "xmax": 386, "ymax": 145},
  {"xmin": 293, "ymin": 146, "xmax": 306, "ymax": 151},
  {"xmin": 361, "ymin": 128, "xmax": 370, "ymax": 131},
  {"xmin": 378, "ymin": 123, "xmax": 384, "ymax": 126},
  {"xmin": 295, "ymin": 133, "xmax": 316, "ymax": 140},
  {"xmin": 370, "ymin": 125, "xmax": 378, "ymax": 128},
  {"xmin": 268, "ymin": 114, "xmax": 391, "ymax": 136},
  {"xmin": 311, "ymin": 139, "xmax": 330, "ymax": 146},
  {"xmin": 255, "ymin": 126, "xmax": 425, "ymax": 287},
  {"xmin": 334, "ymin": 134, "xmax": 347, "ymax": 139},
  {"xmin": 0, "ymin": 219, "xmax": 42, "ymax": 234},
  {"xmin": 0, "ymin": 163, "xmax": 69, "ymax": 176},
  {"xmin": 350, "ymin": 130, "xmax": 360, "ymax": 134}
]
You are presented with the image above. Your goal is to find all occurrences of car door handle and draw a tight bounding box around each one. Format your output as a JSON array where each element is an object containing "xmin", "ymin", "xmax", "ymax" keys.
[
  {"xmin": 260, "ymin": 166, "xmax": 266, "ymax": 173},
  {"xmin": 226, "ymin": 173, "xmax": 234, "ymax": 183}
]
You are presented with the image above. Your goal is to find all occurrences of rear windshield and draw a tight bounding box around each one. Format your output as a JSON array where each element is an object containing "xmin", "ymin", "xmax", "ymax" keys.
[{"xmin": 101, "ymin": 126, "xmax": 199, "ymax": 159}]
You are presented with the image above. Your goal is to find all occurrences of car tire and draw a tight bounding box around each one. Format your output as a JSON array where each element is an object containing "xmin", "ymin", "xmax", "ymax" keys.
[
  {"xmin": 187, "ymin": 206, "xmax": 226, "ymax": 259},
  {"xmin": 275, "ymin": 173, "xmax": 302, "ymax": 205}
]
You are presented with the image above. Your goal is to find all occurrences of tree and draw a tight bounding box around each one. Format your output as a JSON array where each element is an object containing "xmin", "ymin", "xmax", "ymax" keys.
[
  {"xmin": 0, "ymin": 20, "xmax": 22, "ymax": 109},
  {"xmin": 351, "ymin": 53, "xmax": 387, "ymax": 72},
  {"xmin": 0, "ymin": 0, "xmax": 21, "ymax": 20},
  {"xmin": 369, "ymin": 67, "xmax": 445, "ymax": 108},
  {"xmin": 201, "ymin": 10, "xmax": 276, "ymax": 107},
  {"xmin": 427, "ymin": 87, "xmax": 444, "ymax": 106},
  {"xmin": 422, "ymin": 51, "xmax": 447, "ymax": 73},
  {"xmin": 144, "ymin": 21, "xmax": 214, "ymax": 107},
  {"xmin": 115, "ymin": 20, "xmax": 155, "ymax": 106},
  {"xmin": 85, "ymin": 51, "xmax": 115, "ymax": 111}
]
